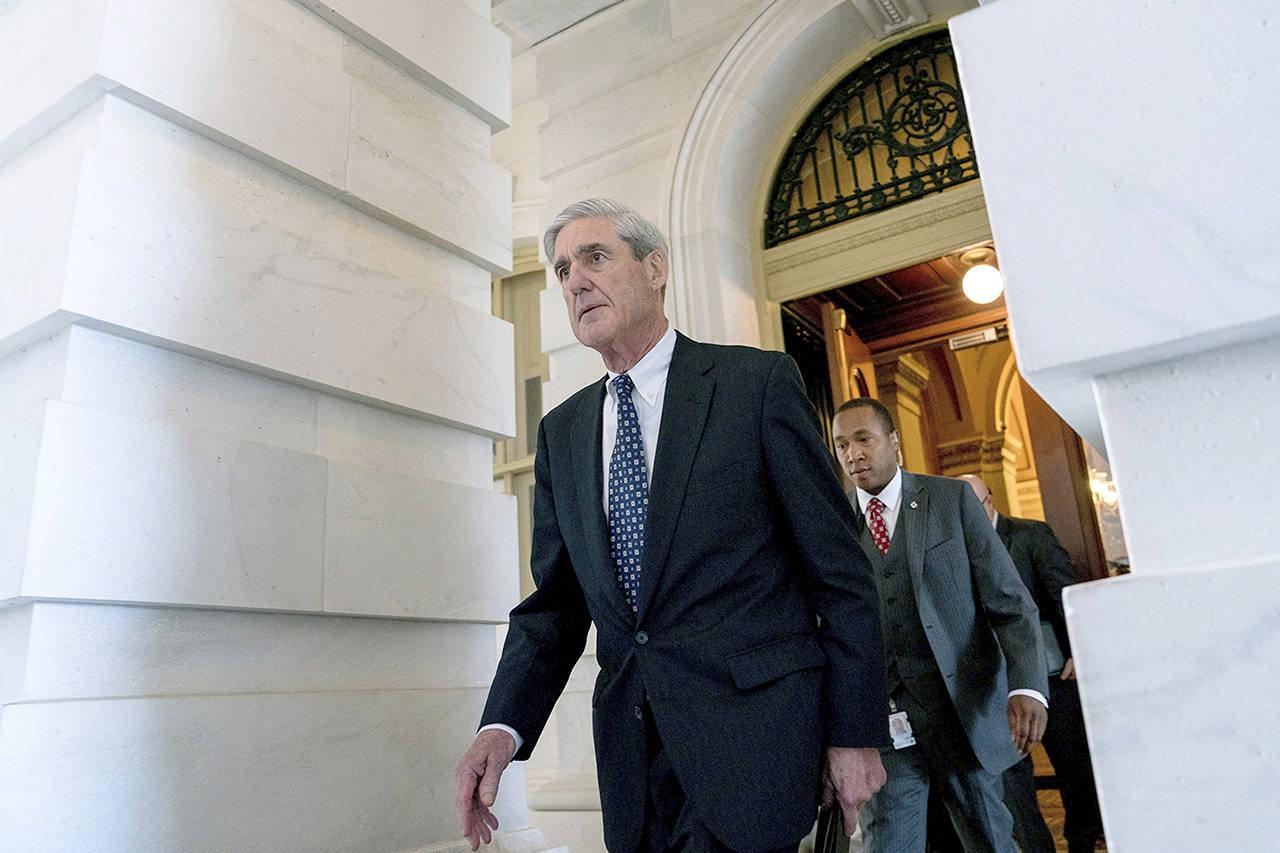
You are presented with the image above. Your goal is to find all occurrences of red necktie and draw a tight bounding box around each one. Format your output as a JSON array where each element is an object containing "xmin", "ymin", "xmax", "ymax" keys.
[{"xmin": 867, "ymin": 497, "xmax": 890, "ymax": 555}]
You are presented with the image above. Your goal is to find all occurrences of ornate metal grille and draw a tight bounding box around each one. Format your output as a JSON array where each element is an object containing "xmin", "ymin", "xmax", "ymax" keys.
[{"xmin": 764, "ymin": 30, "xmax": 978, "ymax": 248}]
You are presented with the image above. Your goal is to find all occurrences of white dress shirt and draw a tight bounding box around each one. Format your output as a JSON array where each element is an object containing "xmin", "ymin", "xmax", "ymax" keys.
[
  {"xmin": 852, "ymin": 467, "xmax": 904, "ymax": 537},
  {"xmin": 601, "ymin": 325, "xmax": 675, "ymax": 514}
]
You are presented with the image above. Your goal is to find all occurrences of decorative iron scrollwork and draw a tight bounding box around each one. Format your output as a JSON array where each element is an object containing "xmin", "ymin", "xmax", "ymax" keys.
[{"xmin": 764, "ymin": 30, "xmax": 979, "ymax": 248}]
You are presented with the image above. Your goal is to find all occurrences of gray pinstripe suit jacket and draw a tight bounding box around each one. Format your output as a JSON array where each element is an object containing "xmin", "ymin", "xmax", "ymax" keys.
[{"xmin": 850, "ymin": 469, "xmax": 1048, "ymax": 773}]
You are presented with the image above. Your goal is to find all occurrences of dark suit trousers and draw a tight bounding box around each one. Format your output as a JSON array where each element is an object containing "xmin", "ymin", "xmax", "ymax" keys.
[
  {"xmin": 1042, "ymin": 677, "xmax": 1103, "ymax": 851},
  {"xmin": 640, "ymin": 703, "xmax": 801, "ymax": 853},
  {"xmin": 861, "ymin": 674, "xmax": 1017, "ymax": 853},
  {"xmin": 1001, "ymin": 756, "xmax": 1054, "ymax": 853}
]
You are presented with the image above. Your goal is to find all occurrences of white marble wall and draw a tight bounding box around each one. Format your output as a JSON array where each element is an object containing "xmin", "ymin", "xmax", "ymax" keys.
[
  {"xmin": 0, "ymin": 0, "xmax": 553, "ymax": 850},
  {"xmin": 951, "ymin": 0, "xmax": 1280, "ymax": 848}
]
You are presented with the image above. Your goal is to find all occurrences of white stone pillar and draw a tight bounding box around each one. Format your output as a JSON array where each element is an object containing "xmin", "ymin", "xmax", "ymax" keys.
[
  {"xmin": 0, "ymin": 1, "xmax": 555, "ymax": 850},
  {"xmin": 951, "ymin": 2, "xmax": 1280, "ymax": 849}
]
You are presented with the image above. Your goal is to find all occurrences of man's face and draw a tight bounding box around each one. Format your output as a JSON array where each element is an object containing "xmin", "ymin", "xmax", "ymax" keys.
[
  {"xmin": 832, "ymin": 406, "xmax": 899, "ymax": 494},
  {"xmin": 552, "ymin": 217, "xmax": 665, "ymax": 358}
]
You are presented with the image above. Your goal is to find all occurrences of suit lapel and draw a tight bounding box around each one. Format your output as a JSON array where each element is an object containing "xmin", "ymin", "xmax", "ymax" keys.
[
  {"xmin": 900, "ymin": 471, "xmax": 928, "ymax": 593},
  {"xmin": 634, "ymin": 333, "xmax": 713, "ymax": 623},
  {"xmin": 571, "ymin": 377, "xmax": 633, "ymax": 622}
]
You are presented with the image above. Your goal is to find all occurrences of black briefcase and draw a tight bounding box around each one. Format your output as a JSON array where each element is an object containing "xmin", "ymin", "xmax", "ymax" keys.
[{"xmin": 814, "ymin": 804, "xmax": 850, "ymax": 853}]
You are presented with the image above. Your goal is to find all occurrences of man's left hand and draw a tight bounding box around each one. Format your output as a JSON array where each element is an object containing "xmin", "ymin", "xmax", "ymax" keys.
[
  {"xmin": 1060, "ymin": 658, "xmax": 1076, "ymax": 681},
  {"xmin": 1007, "ymin": 694, "xmax": 1048, "ymax": 756},
  {"xmin": 823, "ymin": 746, "xmax": 886, "ymax": 835}
]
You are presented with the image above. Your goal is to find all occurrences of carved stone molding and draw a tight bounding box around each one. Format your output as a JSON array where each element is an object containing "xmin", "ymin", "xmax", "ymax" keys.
[
  {"xmin": 764, "ymin": 188, "xmax": 988, "ymax": 277},
  {"xmin": 848, "ymin": 0, "xmax": 929, "ymax": 38},
  {"xmin": 937, "ymin": 433, "xmax": 1009, "ymax": 473}
]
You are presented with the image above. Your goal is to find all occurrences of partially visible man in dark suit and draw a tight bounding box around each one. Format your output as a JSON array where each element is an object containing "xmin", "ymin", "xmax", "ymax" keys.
[
  {"xmin": 831, "ymin": 398, "xmax": 1048, "ymax": 853},
  {"xmin": 957, "ymin": 475, "xmax": 1105, "ymax": 853},
  {"xmin": 454, "ymin": 199, "xmax": 889, "ymax": 853}
]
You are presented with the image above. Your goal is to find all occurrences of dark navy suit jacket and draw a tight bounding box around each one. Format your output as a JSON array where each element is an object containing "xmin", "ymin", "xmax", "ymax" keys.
[{"xmin": 481, "ymin": 333, "xmax": 887, "ymax": 852}]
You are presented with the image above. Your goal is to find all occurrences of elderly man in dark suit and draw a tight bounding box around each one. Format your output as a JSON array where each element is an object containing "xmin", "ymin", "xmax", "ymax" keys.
[
  {"xmin": 830, "ymin": 398, "xmax": 1048, "ymax": 853},
  {"xmin": 957, "ymin": 475, "xmax": 1105, "ymax": 853},
  {"xmin": 454, "ymin": 199, "xmax": 889, "ymax": 853}
]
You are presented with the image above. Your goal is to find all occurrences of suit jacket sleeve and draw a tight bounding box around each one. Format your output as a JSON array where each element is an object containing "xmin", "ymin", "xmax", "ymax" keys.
[
  {"xmin": 1024, "ymin": 519, "xmax": 1078, "ymax": 659},
  {"xmin": 760, "ymin": 355, "xmax": 888, "ymax": 747},
  {"xmin": 478, "ymin": 419, "xmax": 593, "ymax": 761},
  {"xmin": 959, "ymin": 488, "xmax": 1049, "ymax": 697}
]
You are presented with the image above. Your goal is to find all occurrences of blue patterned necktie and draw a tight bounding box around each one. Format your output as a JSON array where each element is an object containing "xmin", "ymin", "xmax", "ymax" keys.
[{"xmin": 609, "ymin": 373, "xmax": 648, "ymax": 612}]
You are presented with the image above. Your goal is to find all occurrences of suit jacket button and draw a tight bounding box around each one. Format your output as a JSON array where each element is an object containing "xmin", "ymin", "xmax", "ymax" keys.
[
  {"xmin": 635, "ymin": 631, "xmax": 649, "ymax": 645},
  {"xmin": 634, "ymin": 705, "xmax": 643, "ymax": 720}
]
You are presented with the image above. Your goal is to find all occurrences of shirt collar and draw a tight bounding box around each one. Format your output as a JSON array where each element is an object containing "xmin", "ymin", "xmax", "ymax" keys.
[
  {"xmin": 606, "ymin": 325, "xmax": 676, "ymax": 407},
  {"xmin": 855, "ymin": 467, "xmax": 903, "ymax": 514},
  {"xmin": 990, "ymin": 510, "xmax": 1001, "ymax": 530}
]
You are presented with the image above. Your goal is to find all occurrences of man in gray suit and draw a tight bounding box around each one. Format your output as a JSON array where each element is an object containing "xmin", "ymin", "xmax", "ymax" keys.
[{"xmin": 831, "ymin": 398, "xmax": 1048, "ymax": 853}]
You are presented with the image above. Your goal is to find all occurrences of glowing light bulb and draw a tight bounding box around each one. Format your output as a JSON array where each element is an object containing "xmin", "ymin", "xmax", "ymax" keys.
[{"xmin": 962, "ymin": 263, "xmax": 1004, "ymax": 304}]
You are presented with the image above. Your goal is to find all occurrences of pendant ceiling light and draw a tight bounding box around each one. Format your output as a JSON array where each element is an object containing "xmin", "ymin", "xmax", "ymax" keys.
[{"xmin": 960, "ymin": 247, "xmax": 1004, "ymax": 304}]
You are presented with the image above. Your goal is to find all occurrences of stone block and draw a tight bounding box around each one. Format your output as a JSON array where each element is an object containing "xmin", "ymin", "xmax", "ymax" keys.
[
  {"xmin": 323, "ymin": 461, "xmax": 519, "ymax": 622},
  {"xmin": 3, "ymin": 600, "xmax": 499, "ymax": 703},
  {"xmin": 1066, "ymin": 563, "xmax": 1280, "ymax": 853},
  {"xmin": 0, "ymin": 404, "xmax": 46, "ymax": 599},
  {"xmin": 20, "ymin": 400, "xmax": 329, "ymax": 610},
  {"xmin": 315, "ymin": 393, "xmax": 494, "ymax": 491},
  {"xmin": 1093, "ymin": 335, "xmax": 1280, "ymax": 571},
  {"xmin": 10, "ymin": 398, "xmax": 516, "ymax": 621},
  {"xmin": 299, "ymin": 0, "xmax": 512, "ymax": 128},
  {"xmin": 343, "ymin": 42, "xmax": 512, "ymax": 276},
  {"xmin": 0, "ymin": 689, "xmax": 523, "ymax": 852},
  {"xmin": 0, "ymin": 326, "xmax": 497, "ymax": 492},
  {"xmin": 1, "ymin": 0, "xmax": 512, "ymax": 271},
  {"xmin": 99, "ymin": 0, "xmax": 352, "ymax": 187},
  {"xmin": 2, "ymin": 96, "xmax": 514, "ymax": 437}
]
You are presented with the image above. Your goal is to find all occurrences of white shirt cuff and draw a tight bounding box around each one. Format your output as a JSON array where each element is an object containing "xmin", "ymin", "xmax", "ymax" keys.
[
  {"xmin": 1009, "ymin": 688, "xmax": 1048, "ymax": 709},
  {"xmin": 478, "ymin": 723, "xmax": 524, "ymax": 754}
]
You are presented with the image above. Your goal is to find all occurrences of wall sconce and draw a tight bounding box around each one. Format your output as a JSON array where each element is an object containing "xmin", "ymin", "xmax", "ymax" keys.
[{"xmin": 959, "ymin": 246, "xmax": 1004, "ymax": 304}]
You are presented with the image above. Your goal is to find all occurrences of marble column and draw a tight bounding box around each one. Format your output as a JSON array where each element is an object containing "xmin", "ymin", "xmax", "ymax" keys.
[
  {"xmin": 0, "ymin": 1, "xmax": 556, "ymax": 851},
  {"xmin": 952, "ymin": 1, "xmax": 1280, "ymax": 850}
]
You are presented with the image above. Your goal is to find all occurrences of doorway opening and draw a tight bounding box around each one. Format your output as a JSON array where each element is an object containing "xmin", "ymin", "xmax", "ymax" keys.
[{"xmin": 779, "ymin": 249, "xmax": 1123, "ymax": 582}]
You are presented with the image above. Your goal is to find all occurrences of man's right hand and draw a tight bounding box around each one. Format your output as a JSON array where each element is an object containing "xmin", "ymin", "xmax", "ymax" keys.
[
  {"xmin": 822, "ymin": 746, "xmax": 887, "ymax": 835},
  {"xmin": 454, "ymin": 729, "xmax": 517, "ymax": 850}
]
